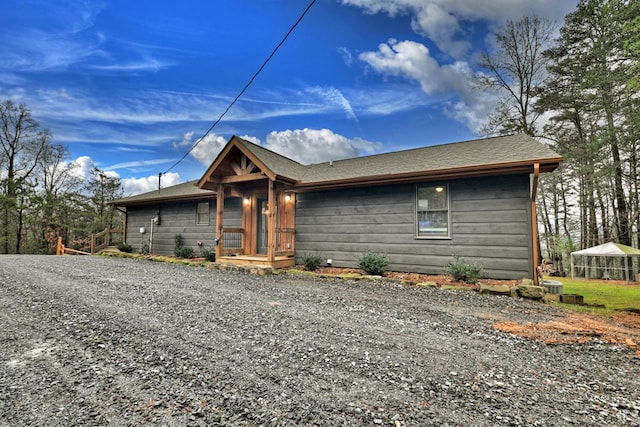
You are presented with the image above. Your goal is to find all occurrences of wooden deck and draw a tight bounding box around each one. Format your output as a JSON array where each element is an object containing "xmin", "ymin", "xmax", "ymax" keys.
[{"xmin": 216, "ymin": 255, "xmax": 295, "ymax": 269}]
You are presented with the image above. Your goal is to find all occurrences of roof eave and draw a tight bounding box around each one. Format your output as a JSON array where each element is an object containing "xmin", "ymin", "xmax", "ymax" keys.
[
  {"xmin": 295, "ymin": 158, "xmax": 562, "ymax": 192},
  {"xmin": 111, "ymin": 192, "xmax": 215, "ymax": 207}
]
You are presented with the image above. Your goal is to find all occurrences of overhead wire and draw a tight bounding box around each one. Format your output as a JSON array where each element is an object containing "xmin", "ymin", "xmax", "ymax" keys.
[{"xmin": 162, "ymin": 0, "xmax": 318, "ymax": 175}]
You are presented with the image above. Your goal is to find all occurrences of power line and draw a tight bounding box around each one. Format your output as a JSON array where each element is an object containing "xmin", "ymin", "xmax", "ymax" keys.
[{"xmin": 163, "ymin": 0, "xmax": 317, "ymax": 175}]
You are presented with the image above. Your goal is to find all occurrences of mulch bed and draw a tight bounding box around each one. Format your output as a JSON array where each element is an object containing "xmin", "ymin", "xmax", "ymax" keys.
[{"xmin": 306, "ymin": 266, "xmax": 520, "ymax": 289}]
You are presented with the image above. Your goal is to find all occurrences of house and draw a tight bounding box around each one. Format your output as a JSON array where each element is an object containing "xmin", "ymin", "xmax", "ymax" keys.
[{"xmin": 112, "ymin": 134, "xmax": 562, "ymax": 282}]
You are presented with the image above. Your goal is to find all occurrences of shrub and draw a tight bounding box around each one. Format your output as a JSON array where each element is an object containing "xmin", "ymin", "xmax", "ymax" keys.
[
  {"xmin": 174, "ymin": 234, "xmax": 184, "ymax": 256},
  {"xmin": 173, "ymin": 234, "xmax": 195, "ymax": 258},
  {"xmin": 358, "ymin": 251, "xmax": 389, "ymax": 276},
  {"xmin": 202, "ymin": 248, "xmax": 216, "ymax": 262},
  {"xmin": 445, "ymin": 256, "xmax": 483, "ymax": 284},
  {"xmin": 301, "ymin": 253, "xmax": 324, "ymax": 271},
  {"xmin": 176, "ymin": 246, "xmax": 195, "ymax": 259},
  {"xmin": 117, "ymin": 243, "xmax": 133, "ymax": 253}
]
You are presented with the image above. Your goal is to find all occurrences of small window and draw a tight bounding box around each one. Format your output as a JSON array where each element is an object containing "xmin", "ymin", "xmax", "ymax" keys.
[
  {"xmin": 196, "ymin": 202, "xmax": 209, "ymax": 225},
  {"xmin": 416, "ymin": 184, "xmax": 449, "ymax": 238}
]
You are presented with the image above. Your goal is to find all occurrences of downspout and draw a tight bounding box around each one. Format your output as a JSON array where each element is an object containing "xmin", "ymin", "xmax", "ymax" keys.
[
  {"xmin": 531, "ymin": 163, "xmax": 541, "ymax": 286},
  {"xmin": 149, "ymin": 217, "xmax": 154, "ymax": 253}
]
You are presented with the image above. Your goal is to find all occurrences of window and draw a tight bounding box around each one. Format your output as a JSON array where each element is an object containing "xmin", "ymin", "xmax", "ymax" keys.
[
  {"xmin": 196, "ymin": 202, "xmax": 209, "ymax": 225},
  {"xmin": 416, "ymin": 184, "xmax": 449, "ymax": 238}
]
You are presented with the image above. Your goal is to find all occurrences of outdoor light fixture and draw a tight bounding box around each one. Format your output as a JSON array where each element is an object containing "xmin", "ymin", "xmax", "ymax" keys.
[
  {"xmin": 285, "ymin": 194, "xmax": 291, "ymax": 202},
  {"xmin": 243, "ymin": 197, "xmax": 250, "ymax": 205},
  {"xmin": 435, "ymin": 186, "xmax": 444, "ymax": 192}
]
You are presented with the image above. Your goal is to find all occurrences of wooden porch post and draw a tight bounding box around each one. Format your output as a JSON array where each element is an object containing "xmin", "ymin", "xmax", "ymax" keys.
[
  {"xmin": 267, "ymin": 179, "xmax": 276, "ymax": 261},
  {"xmin": 242, "ymin": 194, "xmax": 253, "ymax": 255},
  {"xmin": 531, "ymin": 163, "xmax": 540, "ymax": 286},
  {"xmin": 216, "ymin": 183, "xmax": 224, "ymax": 256}
]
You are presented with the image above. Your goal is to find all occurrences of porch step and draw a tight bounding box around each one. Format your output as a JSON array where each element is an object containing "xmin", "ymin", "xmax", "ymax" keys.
[
  {"xmin": 100, "ymin": 246, "xmax": 121, "ymax": 254},
  {"xmin": 210, "ymin": 262, "xmax": 274, "ymax": 276}
]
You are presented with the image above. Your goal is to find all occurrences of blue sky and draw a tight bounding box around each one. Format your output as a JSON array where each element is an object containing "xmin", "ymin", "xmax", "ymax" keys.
[{"xmin": 1, "ymin": 0, "xmax": 577, "ymax": 195}]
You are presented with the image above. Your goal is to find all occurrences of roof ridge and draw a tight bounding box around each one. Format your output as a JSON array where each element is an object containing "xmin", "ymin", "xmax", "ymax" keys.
[{"xmin": 305, "ymin": 133, "xmax": 525, "ymax": 167}]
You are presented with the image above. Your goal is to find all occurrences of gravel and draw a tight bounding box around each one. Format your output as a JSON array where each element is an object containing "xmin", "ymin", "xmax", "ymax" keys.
[{"xmin": 0, "ymin": 255, "xmax": 639, "ymax": 426}]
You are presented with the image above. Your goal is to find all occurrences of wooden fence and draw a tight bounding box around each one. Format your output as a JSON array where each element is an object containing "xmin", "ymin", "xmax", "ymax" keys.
[{"xmin": 56, "ymin": 228, "xmax": 124, "ymax": 255}]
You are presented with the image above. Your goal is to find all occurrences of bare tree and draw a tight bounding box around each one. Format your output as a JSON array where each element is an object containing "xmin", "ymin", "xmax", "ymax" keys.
[
  {"xmin": 476, "ymin": 16, "xmax": 556, "ymax": 136},
  {"xmin": 0, "ymin": 101, "xmax": 50, "ymax": 253},
  {"xmin": 31, "ymin": 143, "xmax": 84, "ymax": 252}
]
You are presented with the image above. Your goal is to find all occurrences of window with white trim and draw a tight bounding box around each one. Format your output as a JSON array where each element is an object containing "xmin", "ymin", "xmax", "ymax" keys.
[
  {"xmin": 196, "ymin": 201, "xmax": 210, "ymax": 225},
  {"xmin": 416, "ymin": 184, "xmax": 450, "ymax": 238}
]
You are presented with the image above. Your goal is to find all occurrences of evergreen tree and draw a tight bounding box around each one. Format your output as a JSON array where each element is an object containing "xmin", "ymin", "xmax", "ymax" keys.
[{"xmin": 538, "ymin": 0, "xmax": 639, "ymax": 248}]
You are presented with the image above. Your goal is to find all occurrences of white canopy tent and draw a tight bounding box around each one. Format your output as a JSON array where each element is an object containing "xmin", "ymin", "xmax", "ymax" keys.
[{"xmin": 570, "ymin": 242, "xmax": 640, "ymax": 283}]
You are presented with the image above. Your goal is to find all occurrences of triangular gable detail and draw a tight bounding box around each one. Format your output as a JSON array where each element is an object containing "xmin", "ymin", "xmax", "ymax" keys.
[{"xmin": 197, "ymin": 136, "xmax": 277, "ymax": 189}]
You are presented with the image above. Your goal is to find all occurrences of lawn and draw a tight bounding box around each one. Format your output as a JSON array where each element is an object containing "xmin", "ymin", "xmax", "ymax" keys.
[{"xmin": 548, "ymin": 276, "xmax": 640, "ymax": 312}]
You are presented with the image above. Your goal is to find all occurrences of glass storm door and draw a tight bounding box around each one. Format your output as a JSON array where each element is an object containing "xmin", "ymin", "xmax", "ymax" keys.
[{"xmin": 257, "ymin": 198, "xmax": 268, "ymax": 254}]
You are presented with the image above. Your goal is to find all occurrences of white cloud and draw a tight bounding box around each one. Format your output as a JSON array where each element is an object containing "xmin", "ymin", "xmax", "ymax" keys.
[
  {"xmin": 359, "ymin": 39, "xmax": 494, "ymax": 133},
  {"xmin": 347, "ymin": 0, "xmax": 575, "ymax": 133},
  {"xmin": 122, "ymin": 172, "xmax": 181, "ymax": 196},
  {"xmin": 342, "ymin": 0, "xmax": 576, "ymax": 58},
  {"xmin": 104, "ymin": 158, "xmax": 175, "ymax": 170},
  {"xmin": 0, "ymin": 1, "xmax": 107, "ymax": 72},
  {"xmin": 305, "ymin": 86, "xmax": 357, "ymax": 121},
  {"xmin": 176, "ymin": 129, "xmax": 381, "ymax": 167},
  {"xmin": 86, "ymin": 57, "xmax": 174, "ymax": 73},
  {"xmin": 359, "ymin": 39, "xmax": 456, "ymax": 95},
  {"xmin": 264, "ymin": 128, "xmax": 380, "ymax": 164},
  {"xmin": 66, "ymin": 155, "xmax": 183, "ymax": 196},
  {"xmin": 70, "ymin": 156, "xmax": 96, "ymax": 181},
  {"xmin": 238, "ymin": 134, "xmax": 261, "ymax": 145},
  {"xmin": 337, "ymin": 46, "xmax": 354, "ymax": 67},
  {"xmin": 178, "ymin": 131, "xmax": 228, "ymax": 166},
  {"xmin": 410, "ymin": 3, "xmax": 469, "ymax": 58}
]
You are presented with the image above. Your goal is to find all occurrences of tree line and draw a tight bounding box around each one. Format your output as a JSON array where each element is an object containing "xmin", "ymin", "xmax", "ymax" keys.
[
  {"xmin": 0, "ymin": 101, "xmax": 123, "ymax": 254},
  {"xmin": 476, "ymin": 0, "xmax": 639, "ymax": 273}
]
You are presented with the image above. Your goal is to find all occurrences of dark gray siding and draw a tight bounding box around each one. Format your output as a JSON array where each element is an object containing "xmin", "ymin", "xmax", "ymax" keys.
[
  {"xmin": 124, "ymin": 198, "xmax": 241, "ymax": 255},
  {"xmin": 295, "ymin": 174, "xmax": 533, "ymax": 279}
]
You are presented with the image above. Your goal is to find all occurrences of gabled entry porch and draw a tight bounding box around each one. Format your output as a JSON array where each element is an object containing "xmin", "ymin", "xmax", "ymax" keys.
[
  {"xmin": 197, "ymin": 136, "xmax": 298, "ymax": 269},
  {"xmin": 214, "ymin": 186, "xmax": 296, "ymax": 269}
]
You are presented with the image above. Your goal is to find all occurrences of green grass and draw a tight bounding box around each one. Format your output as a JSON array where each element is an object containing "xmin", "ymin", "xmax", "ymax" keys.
[{"xmin": 548, "ymin": 276, "xmax": 640, "ymax": 312}]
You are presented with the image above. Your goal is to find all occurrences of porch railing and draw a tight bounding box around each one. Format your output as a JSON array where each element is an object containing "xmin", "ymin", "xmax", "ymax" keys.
[
  {"xmin": 222, "ymin": 228, "xmax": 244, "ymax": 255},
  {"xmin": 219, "ymin": 227, "xmax": 295, "ymax": 256},
  {"xmin": 90, "ymin": 228, "xmax": 124, "ymax": 254}
]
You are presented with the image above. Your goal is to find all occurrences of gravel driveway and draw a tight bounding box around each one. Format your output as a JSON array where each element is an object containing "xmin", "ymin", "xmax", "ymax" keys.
[{"xmin": 1, "ymin": 255, "xmax": 639, "ymax": 426}]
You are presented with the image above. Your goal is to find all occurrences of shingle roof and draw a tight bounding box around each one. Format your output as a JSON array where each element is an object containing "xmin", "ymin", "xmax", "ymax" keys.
[
  {"xmin": 298, "ymin": 134, "xmax": 561, "ymax": 184},
  {"xmin": 115, "ymin": 133, "xmax": 561, "ymax": 205},
  {"xmin": 112, "ymin": 180, "xmax": 213, "ymax": 206},
  {"xmin": 239, "ymin": 138, "xmax": 308, "ymax": 180}
]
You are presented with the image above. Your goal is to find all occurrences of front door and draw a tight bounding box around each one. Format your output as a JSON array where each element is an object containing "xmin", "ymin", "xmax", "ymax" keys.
[{"xmin": 257, "ymin": 198, "xmax": 268, "ymax": 254}]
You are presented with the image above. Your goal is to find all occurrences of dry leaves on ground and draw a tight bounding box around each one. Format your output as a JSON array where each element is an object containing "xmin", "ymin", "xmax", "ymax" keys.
[{"xmin": 494, "ymin": 311, "xmax": 640, "ymax": 355}]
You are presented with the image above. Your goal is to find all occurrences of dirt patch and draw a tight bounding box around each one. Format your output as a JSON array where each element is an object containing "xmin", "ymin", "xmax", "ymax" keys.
[{"xmin": 494, "ymin": 311, "xmax": 640, "ymax": 355}]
